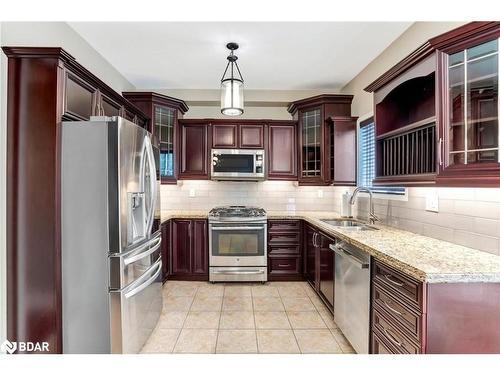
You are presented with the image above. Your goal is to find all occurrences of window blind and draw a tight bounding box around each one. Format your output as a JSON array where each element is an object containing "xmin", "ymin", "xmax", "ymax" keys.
[{"xmin": 358, "ymin": 120, "xmax": 405, "ymax": 195}]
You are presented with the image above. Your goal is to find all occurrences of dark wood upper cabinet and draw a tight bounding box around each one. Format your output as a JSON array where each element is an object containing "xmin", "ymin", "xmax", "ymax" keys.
[
  {"xmin": 288, "ymin": 94, "xmax": 355, "ymax": 185},
  {"xmin": 365, "ymin": 22, "xmax": 500, "ymax": 187},
  {"xmin": 64, "ymin": 71, "xmax": 98, "ymax": 120},
  {"xmin": 240, "ymin": 124, "xmax": 264, "ymax": 148},
  {"xmin": 212, "ymin": 124, "xmax": 238, "ymax": 148},
  {"xmin": 329, "ymin": 116, "xmax": 358, "ymax": 185},
  {"xmin": 268, "ymin": 122, "xmax": 297, "ymax": 180},
  {"xmin": 178, "ymin": 120, "xmax": 210, "ymax": 179},
  {"xmin": 122, "ymin": 92, "xmax": 189, "ymax": 184}
]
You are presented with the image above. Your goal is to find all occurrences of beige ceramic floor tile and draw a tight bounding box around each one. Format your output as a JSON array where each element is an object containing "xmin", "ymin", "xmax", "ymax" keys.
[
  {"xmin": 183, "ymin": 311, "xmax": 221, "ymax": 329},
  {"xmin": 294, "ymin": 329, "xmax": 343, "ymax": 354},
  {"xmin": 253, "ymin": 297, "xmax": 285, "ymax": 311},
  {"xmin": 157, "ymin": 311, "xmax": 188, "ymax": 329},
  {"xmin": 308, "ymin": 292, "xmax": 327, "ymax": 309},
  {"xmin": 216, "ymin": 330, "xmax": 258, "ymax": 354},
  {"xmin": 190, "ymin": 296, "xmax": 223, "ymax": 312},
  {"xmin": 317, "ymin": 308, "xmax": 337, "ymax": 329},
  {"xmin": 286, "ymin": 311, "xmax": 327, "ymax": 329},
  {"xmin": 277, "ymin": 285, "xmax": 308, "ymax": 297},
  {"xmin": 281, "ymin": 297, "xmax": 316, "ymax": 312},
  {"xmin": 251, "ymin": 285, "xmax": 280, "ymax": 297},
  {"xmin": 224, "ymin": 285, "xmax": 252, "ymax": 297},
  {"xmin": 331, "ymin": 328, "xmax": 356, "ymax": 353},
  {"xmin": 141, "ymin": 329, "xmax": 180, "ymax": 353},
  {"xmin": 254, "ymin": 311, "xmax": 291, "ymax": 329},
  {"xmin": 196, "ymin": 284, "xmax": 225, "ymax": 297},
  {"xmin": 219, "ymin": 311, "xmax": 255, "ymax": 329},
  {"xmin": 256, "ymin": 330, "xmax": 300, "ymax": 353},
  {"xmin": 163, "ymin": 296, "xmax": 194, "ymax": 311},
  {"xmin": 166, "ymin": 284, "xmax": 199, "ymax": 297},
  {"xmin": 173, "ymin": 329, "xmax": 218, "ymax": 353},
  {"xmin": 222, "ymin": 296, "xmax": 253, "ymax": 311}
]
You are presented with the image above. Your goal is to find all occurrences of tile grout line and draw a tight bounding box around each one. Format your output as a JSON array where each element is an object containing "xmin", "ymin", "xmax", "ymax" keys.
[
  {"xmin": 171, "ymin": 282, "xmax": 200, "ymax": 353},
  {"xmin": 213, "ymin": 283, "xmax": 225, "ymax": 354},
  {"xmin": 250, "ymin": 284, "xmax": 260, "ymax": 353},
  {"xmin": 277, "ymin": 285, "xmax": 302, "ymax": 354}
]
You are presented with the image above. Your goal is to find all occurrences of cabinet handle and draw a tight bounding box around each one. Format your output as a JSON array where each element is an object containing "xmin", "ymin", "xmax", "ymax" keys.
[
  {"xmin": 438, "ymin": 137, "xmax": 443, "ymax": 166},
  {"xmin": 384, "ymin": 274, "xmax": 404, "ymax": 287},
  {"xmin": 384, "ymin": 328, "xmax": 403, "ymax": 347},
  {"xmin": 278, "ymin": 263, "xmax": 291, "ymax": 267},
  {"xmin": 383, "ymin": 300, "xmax": 403, "ymax": 316}
]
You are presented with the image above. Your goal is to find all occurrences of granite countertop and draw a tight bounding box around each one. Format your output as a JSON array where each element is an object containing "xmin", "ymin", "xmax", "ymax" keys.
[{"xmin": 160, "ymin": 209, "xmax": 500, "ymax": 284}]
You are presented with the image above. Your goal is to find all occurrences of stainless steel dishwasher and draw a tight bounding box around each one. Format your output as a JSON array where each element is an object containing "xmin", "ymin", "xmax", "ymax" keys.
[{"xmin": 330, "ymin": 241, "xmax": 371, "ymax": 354}]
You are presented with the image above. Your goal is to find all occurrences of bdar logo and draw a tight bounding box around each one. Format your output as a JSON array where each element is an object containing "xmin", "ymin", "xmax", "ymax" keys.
[{"xmin": 1, "ymin": 340, "xmax": 17, "ymax": 354}]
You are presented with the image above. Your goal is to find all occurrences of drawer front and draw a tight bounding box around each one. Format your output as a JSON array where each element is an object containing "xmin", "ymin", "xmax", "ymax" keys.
[
  {"xmin": 372, "ymin": 282, "xmax": 422, "ymax": 341},
  {"xmin": 372, "ymin": 307, "xmax": 421, "ymax": 354},
  {"xmin": 371, "ymin": 330, "xmax": 398, "ymax": 354},
  {"xmin": 268, "ymin": 231, "xmax": 300, "ymax": 244},
  {"xmin": 269, "ymin": 256, "xmax": 301, "ymax": 275},
  {"xmin": 268, "ymin": 220, "xmax": 301, "ymax": 232},
  {"xmin": 373, "ymin": 260, "xmax": 423, "ymax": 310},
  {"xmin": 268, "ymin": 244, "xmax": 300, "ymax": 256}
]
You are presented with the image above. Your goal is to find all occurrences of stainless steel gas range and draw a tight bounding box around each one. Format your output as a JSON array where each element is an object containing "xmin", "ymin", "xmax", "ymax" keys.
[{"xmin": 208, "ymin": 206, "xmax": 267, "ymax": 282}]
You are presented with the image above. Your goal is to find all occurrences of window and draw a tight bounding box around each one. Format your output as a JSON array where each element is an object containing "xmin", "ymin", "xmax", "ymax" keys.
[{"xmin": 358, "ymin": 117, "xmax": 406, "ymax": 196}]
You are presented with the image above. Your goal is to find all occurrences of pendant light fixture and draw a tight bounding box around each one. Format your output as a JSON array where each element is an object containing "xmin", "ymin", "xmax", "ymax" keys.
[{"xmin": 220, "ymin": 42, "xmax": 244, "ymax": 116}]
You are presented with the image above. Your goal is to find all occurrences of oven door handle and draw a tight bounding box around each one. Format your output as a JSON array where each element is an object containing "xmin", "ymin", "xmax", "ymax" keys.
[
  {"xmin": 212, "ymin": 269, "xmax": 265, "ymax": 275},
  {"xmin": 211, "ymin": 226, "xmax": 265, "ymax": 231}
]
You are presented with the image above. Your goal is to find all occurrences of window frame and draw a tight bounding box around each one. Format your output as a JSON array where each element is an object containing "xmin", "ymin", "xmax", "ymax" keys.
[{"xmin": 356, "ymin": 113, "xmax": 408, "ymax": 201}]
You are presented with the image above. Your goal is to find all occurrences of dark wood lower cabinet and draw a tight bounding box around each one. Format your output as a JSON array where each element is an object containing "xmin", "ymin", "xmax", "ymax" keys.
[
  {"xmin": 161, "ymin": 221, "xmax": 171, "ymax": 282},
  {"xmin": 304, "ymin": 224, "xmax": 317, "ymax": 287},
  {"xmin": 267, "ymin": 219, "xmax": 302, "ymax": 281},
  {"xmin": 168, "ymin": 218, "xmax": 209, "ymax": 281},
  {"xmin": 318, "ymin": 233, "xmax": 335, "ymax": 310}
]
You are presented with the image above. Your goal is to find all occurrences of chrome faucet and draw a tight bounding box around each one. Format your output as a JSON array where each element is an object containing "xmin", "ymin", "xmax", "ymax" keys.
[{"xmin": 349, "ymin": 187, "xmax": 379, "ymax": 225}]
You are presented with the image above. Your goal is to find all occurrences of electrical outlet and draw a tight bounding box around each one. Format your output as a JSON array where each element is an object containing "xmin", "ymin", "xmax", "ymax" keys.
[
  {"xmin": 317, "ymin": 189, "xmax": 324, "ymax": 198},
  {"xmin": 189, "ymin": 189, "xmax": 196, "ymax": 198},
  {"xmin": 425, "ymin": 193, "xmax": 439, "ymax": 212}
]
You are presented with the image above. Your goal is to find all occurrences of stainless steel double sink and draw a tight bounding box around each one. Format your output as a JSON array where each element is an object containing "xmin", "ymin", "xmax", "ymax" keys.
[{"xmin": 320, "ymin": 218, "xmax": 379, "ymax": 231}]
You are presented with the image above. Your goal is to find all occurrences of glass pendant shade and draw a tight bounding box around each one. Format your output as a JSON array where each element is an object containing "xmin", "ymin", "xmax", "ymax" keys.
[{"xmin": 221, "ymin": 78, "xmax": 244, "ymax": 116}]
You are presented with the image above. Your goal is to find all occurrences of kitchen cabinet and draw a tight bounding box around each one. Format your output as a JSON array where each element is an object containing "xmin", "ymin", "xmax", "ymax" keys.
[
  {"xmin": 170, "ymin": 219, "xmax": 208, "ymax": 280},
  {"xmin": 123, "ymin": 92, "xmax": 189, "ymax": 183},
  {"xmin": 211, "ymin": 121, "xmax": 265, "ymax": 149},
  {"xmin": 267, "ymin": 219, "xmax": 302, "ymax": 281},
  {"xmin": 161, "ymin": 220, "xmax": 171, "ymax": 282},
  {"xmin": 366, "ymin": 22, "xmax": 500, "ymax": 187},
  {"xmin": 1, "ymin": 46, "xmax": 150, "ymax": 353},
  {"xmin": 318, "ymin": 233, "xmax": 335, "ymax": 310},
  {"xmin": 178, "ymin": 121, "xmax": 210, "ymax": 179},
  {"xmin": 268, "ymin": 122, "xmax": 297, "ymax": 180},
  {"xmin": 329, "ymin": 117, "xmax": 357, "ymax": 185},
  {"xmin": 371, "ymin": 259, "xmax": 500, "ymax": 354},
  {"xmin": 304, "ymin": 224, "xmax": 318, "ymax": 287},
  {"xmin": 288, "ymin": 94, "xmax": 355, "ymax": 185}
]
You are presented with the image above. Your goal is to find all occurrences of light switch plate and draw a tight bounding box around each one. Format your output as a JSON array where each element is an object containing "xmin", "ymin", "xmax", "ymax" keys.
[
  {"xmin": 317, "ymin": 189, "xmax": 324, "ymax": 198},
  {"xmin": 189, "ymin": 189, "xmax": 196, "ymax": 198},
  {"xmin": 425, "ymin": 192, "xmax": 439, "ymax": 212}
]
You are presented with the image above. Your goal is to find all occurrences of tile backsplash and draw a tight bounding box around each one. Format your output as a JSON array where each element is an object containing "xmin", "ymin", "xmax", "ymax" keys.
[{"xmin": 161, "ymin": 181, "xmax": 500, "ymax": 255}]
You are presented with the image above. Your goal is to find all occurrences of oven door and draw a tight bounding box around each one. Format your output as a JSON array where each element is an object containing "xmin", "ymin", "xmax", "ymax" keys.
[{"xmin": 209, "ymin": 222, "xmax": 267, "ymax": 267}]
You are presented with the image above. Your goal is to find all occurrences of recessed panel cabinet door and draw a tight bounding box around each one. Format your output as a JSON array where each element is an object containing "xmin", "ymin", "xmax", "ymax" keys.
[
  {"xmin": 161, "ymin": 221, "xmax": 171, "ymax": 281},
  {"xmin": 318, "ymin": 234, "xmax": 335, "ymax": 309},
  {"xmin": 64, "ymin": 72, "xmax": 98, "ymax": 120},
  {"xmin": 240, "ymin": 124, "xmax": 264, "ymax": 148},
  {"xmin": 212, "ymin": 124, "xmax": 237, "ymax": 148},
  {"xmin": 192, "ymin": 220, "xmax": 208, "ymax": 275},
  {"xmin": 304, "ymin": 225, "xmax": 317, "ymax": 288},
  {"xmin": 179, "ymin": 122, "xmax": 209, "ymax": 179},
  {"xmin": 171, "ymin": 220, "xmax": 191, "ymax": 275},
  {"xmin": 268, "ymin": 124, "xmax": 297, "ymax": 179}
]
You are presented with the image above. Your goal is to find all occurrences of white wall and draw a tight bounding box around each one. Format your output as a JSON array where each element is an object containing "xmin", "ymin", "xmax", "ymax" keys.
[{"xmin": 0, "ymin": 21, "xmax": 137, "ymax": 344}]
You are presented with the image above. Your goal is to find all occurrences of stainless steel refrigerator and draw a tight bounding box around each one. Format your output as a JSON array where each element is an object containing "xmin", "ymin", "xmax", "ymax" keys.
[{"xmin": 61, "ymin": 116, "xmax": 162, "ymax": 353}]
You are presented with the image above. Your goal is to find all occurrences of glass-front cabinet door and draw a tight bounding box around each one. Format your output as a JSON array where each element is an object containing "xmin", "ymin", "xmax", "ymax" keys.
[
  {"xmin": 441, "ymin": 37, "xmax": 500, "ymax": 183},
  {"xmin": 155, "ymin": 105, "xmax": 176, "ymax": 182},
  {"xmin": 299, "ymin": 107, "xmax": 325, "ymax": 183}
]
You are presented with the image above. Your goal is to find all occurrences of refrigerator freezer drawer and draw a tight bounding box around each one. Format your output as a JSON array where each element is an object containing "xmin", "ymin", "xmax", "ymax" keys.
[{"xmin": 110, "ymin": 258, "xmax": 162, "ymax": 354}]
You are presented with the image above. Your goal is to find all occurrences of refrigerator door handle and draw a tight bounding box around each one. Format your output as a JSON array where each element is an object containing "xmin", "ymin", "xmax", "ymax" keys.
[
  {"xmin": 144, "ymin": 135, "xmax": 157, "ymax": 237},
  {"xmin": 124, "ymin": 259, "xmax": 162, "ymax": 299},
  {"xmin": 123, "ymin": 236, "xmax": 162, "ymax": 266}
]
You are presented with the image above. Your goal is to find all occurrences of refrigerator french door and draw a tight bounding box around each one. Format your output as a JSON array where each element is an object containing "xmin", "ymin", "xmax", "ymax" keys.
[{"xmin": 61, "ymin": 116, "xmax": 162, "ymax": 354}]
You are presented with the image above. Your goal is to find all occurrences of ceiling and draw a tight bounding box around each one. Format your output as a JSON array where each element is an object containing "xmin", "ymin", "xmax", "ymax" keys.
[{"xmin": 69, "ymin": 22, "xmax": 412, "ymax": 90}]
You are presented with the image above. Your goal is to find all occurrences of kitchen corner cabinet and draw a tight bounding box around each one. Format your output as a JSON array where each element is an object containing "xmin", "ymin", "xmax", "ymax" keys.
[
  {"xmin": 178, "ymin": 120, "xmax": 210, "ymax": 179},
  {"xmin": 365, "ymin": 22, "xmax": 500, "ymax": 187},
  {"xmin": 123, "ymin": 92, "xmax": 189, "ymax": 184},
  {"xmin": 288, "ymin": 94, "xmax": 356, "ymax": 185},
  {"xmin": 169, "ymin": 219, "xmax": 208, "ymax": 280}
]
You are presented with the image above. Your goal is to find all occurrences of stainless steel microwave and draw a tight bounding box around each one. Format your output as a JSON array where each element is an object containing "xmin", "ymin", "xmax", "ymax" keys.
[{"xmin": 211, "ymin": 149, "xmax": 265, "ymax": 180}]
